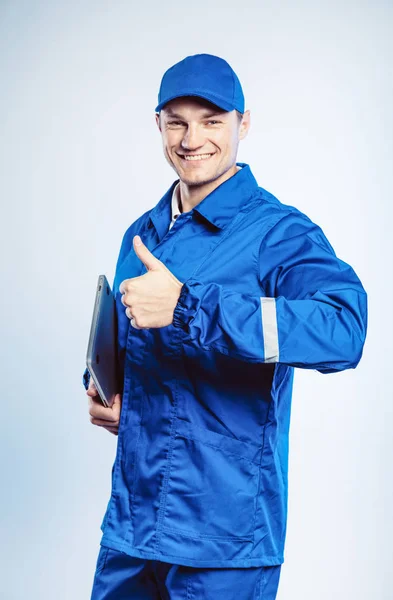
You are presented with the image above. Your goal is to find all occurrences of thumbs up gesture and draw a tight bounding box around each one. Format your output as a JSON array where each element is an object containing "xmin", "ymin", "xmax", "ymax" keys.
[{"xmin": 119, "ymin": 235, "xmax": 183, "ymax": 329}]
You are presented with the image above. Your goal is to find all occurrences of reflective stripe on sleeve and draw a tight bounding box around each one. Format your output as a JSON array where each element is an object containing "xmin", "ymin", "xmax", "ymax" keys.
[{"xmin": 260, "ymin": 297, "xmax": 279, "ymax": 363}]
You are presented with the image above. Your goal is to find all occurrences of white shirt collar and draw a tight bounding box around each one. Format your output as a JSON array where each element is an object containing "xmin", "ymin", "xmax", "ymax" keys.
[{"xmin": 171, "ymin": 182, "xmax": 182, "ymax": 223}]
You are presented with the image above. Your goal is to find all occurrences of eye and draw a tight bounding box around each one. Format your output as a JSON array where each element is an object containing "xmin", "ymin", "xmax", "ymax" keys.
[
  {"xmin": 167, "ymin": 120, "xmax": 185, "ymax": 127},
  {"xmin": 206, "ymin": 120, "xmax": 220, "ymax": 125}
]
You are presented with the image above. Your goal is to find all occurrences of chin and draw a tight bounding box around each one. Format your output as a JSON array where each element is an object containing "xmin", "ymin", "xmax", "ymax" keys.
[
  {"xmin": 180, "ymin": 167, "xmax": 224, "ymax": 187},
  {"xmin": 181, "ymin": 174, "xmax": 217, "ymax": 187}
]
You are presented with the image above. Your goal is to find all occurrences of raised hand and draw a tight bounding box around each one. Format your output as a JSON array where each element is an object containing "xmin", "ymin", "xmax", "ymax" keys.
[{"xmin": 119, "ymin": 235, "xmax": 183, "ymax": 329}]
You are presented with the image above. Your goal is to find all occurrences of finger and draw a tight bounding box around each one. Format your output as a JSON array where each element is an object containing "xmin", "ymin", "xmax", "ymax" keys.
[
  {"xmin": 130, "ymin": 317, "xmax": 142, "ymax": 330},
  {"xmin": 125, "ymin": 307, "xmax": 133, "ymax": 320},
  {"xmin": 86, "ymin": 380, "xmax": 98, "ymax": 396},
  {"xmin": 98, "ymin": 423, "xmax": 119, "ymax": 431},
  {"xmin": 90, "ymin": 417, "xmax": 120, "ymax": 427},
  {"xmin": 113, "ymin": 393, "xmax": 122, "ymax": 406},
  {"xmin": 119, "ymin": 279, "xmax": 131, "ymax": 295},
  {"xmin": 124, "ymin": 308, "xmax": 144, "ymax": 330},
  {"xmin": 88, "ymin": 392, "xmax": 122, "ymax": 418},
  {"xmin": 133, "ymin": 236, "xmax": 160, "ymax": 271},
  {"xmin": 88, "ymin": 397, "xmax": 120, "ymax": 422}
]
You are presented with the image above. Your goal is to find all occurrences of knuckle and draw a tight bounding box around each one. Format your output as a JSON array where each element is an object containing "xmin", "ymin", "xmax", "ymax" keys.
[
  {"xmin": 123, "ymin": 293, "xmax": 133, "ymax": 308},
  {"xmin": 136, "ymin": 316, "xmax": 146, "ymax": 328},
  {"xmin": 135, "ymin": 318, "xmax": 143, "ymax": 328}
]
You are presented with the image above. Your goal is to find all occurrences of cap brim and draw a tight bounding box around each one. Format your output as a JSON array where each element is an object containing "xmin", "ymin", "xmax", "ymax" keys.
[{"xmin": 155, "ymin": 92, "xmax": 236, "ymax": 113}]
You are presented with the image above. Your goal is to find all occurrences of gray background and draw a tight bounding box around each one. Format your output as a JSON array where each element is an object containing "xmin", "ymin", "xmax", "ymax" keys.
[{"xmin": 1, "ymin": 1, "xmax": 392, "ymax": 598}]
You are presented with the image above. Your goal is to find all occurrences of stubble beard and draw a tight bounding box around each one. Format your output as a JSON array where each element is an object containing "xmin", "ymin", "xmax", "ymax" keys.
[{"xmin": 172, "ymin": 156, "xmax": 236, "ymax": 189}]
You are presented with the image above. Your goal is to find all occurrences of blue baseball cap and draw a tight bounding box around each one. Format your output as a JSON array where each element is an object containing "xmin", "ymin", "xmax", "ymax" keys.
[{"xmin": 155, "ymin": 53, "xmax": 245, "ymax": 114}]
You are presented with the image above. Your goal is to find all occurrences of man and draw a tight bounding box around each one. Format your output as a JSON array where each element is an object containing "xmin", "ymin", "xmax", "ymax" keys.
[{"xmin": 84, "ymin": 54, "xmax": 367, "ymax": 599}]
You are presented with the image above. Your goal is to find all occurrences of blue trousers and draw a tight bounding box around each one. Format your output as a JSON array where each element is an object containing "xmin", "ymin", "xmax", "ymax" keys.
[{"xmin": 91, "ymin": 546, "xmax": 281, "ymax": 600}]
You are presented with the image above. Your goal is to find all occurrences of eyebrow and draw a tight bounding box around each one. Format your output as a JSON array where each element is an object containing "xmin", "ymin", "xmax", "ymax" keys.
[{"xmin": 163, "ymin": 109, "xmax": 226, "ymax": 119}]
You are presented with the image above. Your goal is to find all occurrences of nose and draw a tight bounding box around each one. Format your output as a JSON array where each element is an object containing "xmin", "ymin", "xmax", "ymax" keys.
[{"xmin": 180, "ymin": 124, "xmax": 205, "ymax": 151}]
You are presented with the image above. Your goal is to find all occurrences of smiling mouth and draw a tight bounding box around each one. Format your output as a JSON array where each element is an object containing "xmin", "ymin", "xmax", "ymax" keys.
[{"xmin": 178, "ymin": 153, "xmax": 215, "ymax": 162}]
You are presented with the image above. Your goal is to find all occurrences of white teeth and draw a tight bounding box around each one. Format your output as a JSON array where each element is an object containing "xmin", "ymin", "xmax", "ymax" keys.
[{"xmin": 183, "ymin": 154, "xmax": 213, "ymax": 161}]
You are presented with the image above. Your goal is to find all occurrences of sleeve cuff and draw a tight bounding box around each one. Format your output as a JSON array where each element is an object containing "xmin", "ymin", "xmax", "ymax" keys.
[
  {"xmin": 82, "ymin": 367, "xmax": 91, "ymax": 390},
  {"xmin": 173, "ymin": 280, "xmax": 201, "ymax": 332}
]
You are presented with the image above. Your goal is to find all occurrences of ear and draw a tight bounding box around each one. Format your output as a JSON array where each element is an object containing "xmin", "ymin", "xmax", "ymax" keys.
[
  {"xmin": 239, "ymin": 110, "xmax": 251, "ymax": 141},
  {"xmin": 155, "ymin": 112, "xmax": 162, "ymax": 132}
]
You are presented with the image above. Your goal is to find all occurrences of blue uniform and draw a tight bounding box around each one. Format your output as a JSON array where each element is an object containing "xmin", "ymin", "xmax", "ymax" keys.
[
  {"xmin": 90, "ymin": 547, "xmax": 281, "ymax": 599},
  {"xmin": 84, "ymin": 163, "xmax": 367, "ymax": 570}
]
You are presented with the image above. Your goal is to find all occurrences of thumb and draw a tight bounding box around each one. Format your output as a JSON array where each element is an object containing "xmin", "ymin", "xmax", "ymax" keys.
[
  {"xmin": 87, "ymin": 379, "xmax": 98, "ymax": 397},
  {"xmin": 112, "ymin": 393, "xmax": 122, "ymax": 415},
  {"xmin": 133, "ymin": 235, "xmax": 160, "ymax": 271}
]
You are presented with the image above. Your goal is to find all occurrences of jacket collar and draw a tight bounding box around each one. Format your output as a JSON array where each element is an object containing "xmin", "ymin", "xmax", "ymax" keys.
[{"xmin": 149, "ymin": 163, "xmax": 259, "ymax": 239}]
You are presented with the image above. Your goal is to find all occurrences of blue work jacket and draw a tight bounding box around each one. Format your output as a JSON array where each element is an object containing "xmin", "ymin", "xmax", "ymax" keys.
[{"xmin": 83, "ymin": 163, "xmax": 367, "ymax": 568}]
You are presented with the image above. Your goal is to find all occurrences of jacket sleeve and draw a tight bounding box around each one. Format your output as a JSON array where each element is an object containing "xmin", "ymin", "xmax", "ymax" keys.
[{"xmin": 173, "ymin": 212, "xmax": 368, "ymax": 374}]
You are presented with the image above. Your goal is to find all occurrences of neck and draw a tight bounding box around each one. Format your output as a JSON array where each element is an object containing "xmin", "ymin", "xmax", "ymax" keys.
[{"xmin": 179, "ymin": 164, "xmax": 240, "ymax": 213}]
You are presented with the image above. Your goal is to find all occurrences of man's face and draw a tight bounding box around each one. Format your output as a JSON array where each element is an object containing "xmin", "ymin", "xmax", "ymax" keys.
[{"xmin": 155, "ymin": 97, "xmax": 250, "ymax": 187}]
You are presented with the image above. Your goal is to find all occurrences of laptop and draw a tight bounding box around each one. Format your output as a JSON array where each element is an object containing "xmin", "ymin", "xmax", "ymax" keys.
[{"xmin": 86, "ymin": 274, "xmax": 119, "ymax": 407}]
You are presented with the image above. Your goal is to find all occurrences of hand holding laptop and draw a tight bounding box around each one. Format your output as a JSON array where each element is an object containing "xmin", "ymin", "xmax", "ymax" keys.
[{"xmin": 87, "ymin": 379, "xmax": 122, "ymax": 436}]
